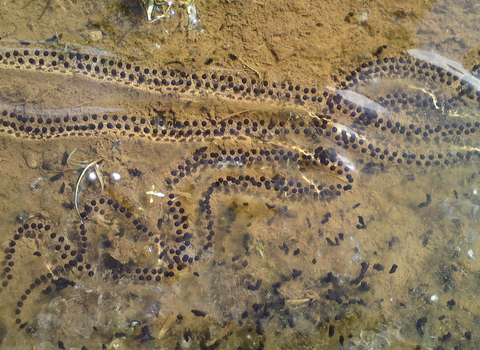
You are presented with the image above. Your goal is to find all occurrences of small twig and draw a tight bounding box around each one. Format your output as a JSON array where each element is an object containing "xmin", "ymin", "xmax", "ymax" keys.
[{"xmin": 67, "ymin": 148, "xmax": 103, "ymax": 223}]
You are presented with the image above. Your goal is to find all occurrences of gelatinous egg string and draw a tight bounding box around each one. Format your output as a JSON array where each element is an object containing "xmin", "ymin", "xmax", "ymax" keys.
[
  {"xmin": 0, "ymin": 193, "xmax": 384, "ymax": 348},
  {"xmin": 1, "ymin": 46, "xmax": 478, "ymax": 170},
  {"xmin": 2, "ymin": 46, "xmax": 478, "ymax": 119},
  {"xmin": 0, "ymin": 49, "xmax": 479, "ymax": 349},
  {"xmin": 0, "ymin": 46, "xmax": 331, "ymax": 115}
]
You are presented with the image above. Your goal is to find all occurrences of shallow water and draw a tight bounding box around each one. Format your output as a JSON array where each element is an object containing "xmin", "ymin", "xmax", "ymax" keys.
[{"xmin": 1, "ymin": 1, "xmax": 480, "ymax": 350}]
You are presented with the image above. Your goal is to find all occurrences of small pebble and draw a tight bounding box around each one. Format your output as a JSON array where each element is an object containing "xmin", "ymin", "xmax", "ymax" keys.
[
  {"xmin": 87, "ymin": 30, "xmax": 103, "ymax": 42},
  {"xmin": 24, "ymin": 151, "xmax": 39, "ymax": 169}
]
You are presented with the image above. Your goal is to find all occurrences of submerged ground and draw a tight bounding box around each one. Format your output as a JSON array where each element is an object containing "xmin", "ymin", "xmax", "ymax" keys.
[{"xmin": 1, "ymin": 0, "xmax": 480, "ymax": 349}]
